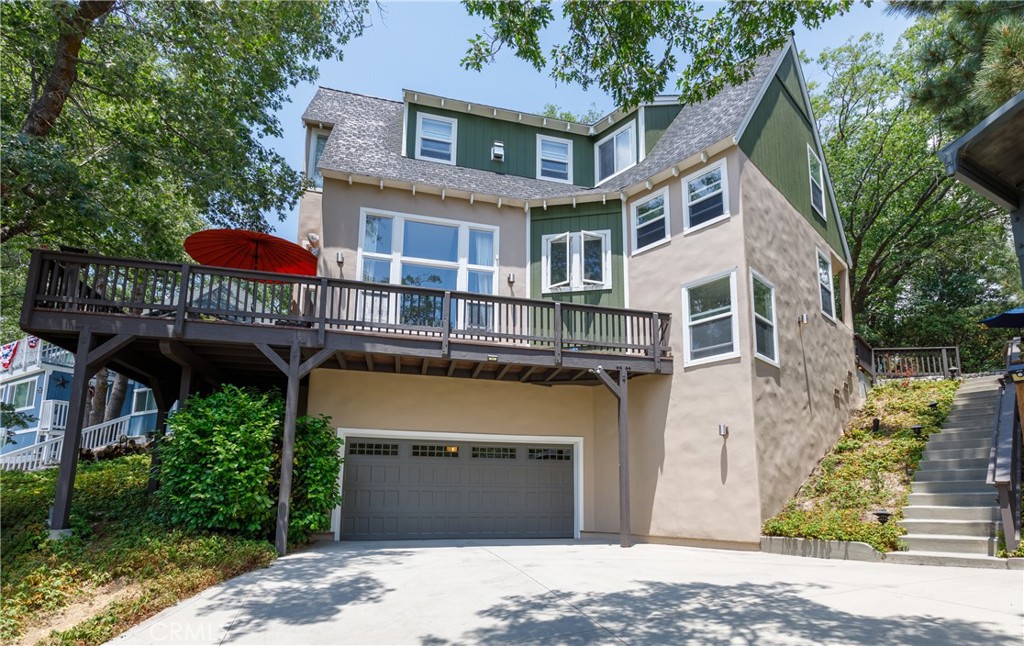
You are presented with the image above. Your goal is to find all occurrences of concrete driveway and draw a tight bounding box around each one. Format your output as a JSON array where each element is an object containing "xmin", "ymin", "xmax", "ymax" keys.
[{"xmin": 112, "ymin": 538, "xmax": 1022, "ymax": 645}]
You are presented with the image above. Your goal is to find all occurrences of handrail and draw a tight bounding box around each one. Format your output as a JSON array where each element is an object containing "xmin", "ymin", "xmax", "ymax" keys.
[
  {"xmin": 871, "ymin": 345, "xmax": 960, "ymax": 379},
  {"xmin": 0, "ymin": 413, "xmax": 134, "ymax": 472},
  {"xmin": 991, "ymin": 339, "xmax": 1024, "ymax": 552},
  {"xmin": 27, "ymin": 250, "xmax": 673, "ymax": 362}
]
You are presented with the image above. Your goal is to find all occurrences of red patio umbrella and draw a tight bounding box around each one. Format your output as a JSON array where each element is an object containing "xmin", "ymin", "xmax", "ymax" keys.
[{"xmin": 184, "ymin": 229, "xmax": 317, "ymax": 276}]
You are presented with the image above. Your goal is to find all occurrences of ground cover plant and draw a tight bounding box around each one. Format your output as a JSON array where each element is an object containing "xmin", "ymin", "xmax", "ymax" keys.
[
  {"xmin": 0, "ymin": 455, "xmax": 276, "ymax": 645},
  {"xmin": 763, "ymin": 379, "xmax": 959, "ymax": 552}
]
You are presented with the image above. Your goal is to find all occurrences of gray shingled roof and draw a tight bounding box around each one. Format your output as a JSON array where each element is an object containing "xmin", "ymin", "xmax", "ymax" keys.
[{"xmin": 305, "ymin": 48, "xmax": 781, "ymax": 200}]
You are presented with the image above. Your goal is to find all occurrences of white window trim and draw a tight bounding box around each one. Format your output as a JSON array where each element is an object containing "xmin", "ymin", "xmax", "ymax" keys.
[
  {"xmin": 682, "ymin": 160, "xmax": 730, "ymax": 234},
  {"xmin": 7, "ymin": 377, "xmax": 36, "ymax": 411},
  {"xmin": 332, "ymin": 427, "xmax": 585, "ymax": 541},
  {"xmin": 541, "ymin": 230, "xmax": 612, "ymax": 294},
  {"xmin": 808, "ymin": 144, "xmax": 825, "ymax": 220},
  {"xmin": 630, "ymin": 187, "xmax": 671, "ymax": 255},
  {"xmin": 594, "ymin": 121, "xmax": 637, "ymax": 186},
  {"xmin": 817, "ymin": 248, "xmax": 836, "ymax": 321},
  {"xmin": 306, "ymin": 127, "xmax": 330, "ymax": 191},
  {"xmin": 750, "ymin": 269, "xmax": 780, "ymax": 367},
  {"xmin": 415, "ymin": 113, "xmax": 458, "ymax": 165},
  {"xmin": 132, "ymin": 387, "xmax": 157, "ymax": 414},
  {"xmin": 355, "ymin": 207, "xmax": 499, "ymax": 295},
  {"xmin": 681, "ymin": 269, "xmax": 740, "ymax": 367},
  {"xmin": 536, "ymin": 134, "xmax": 574, "ymax": 184}
]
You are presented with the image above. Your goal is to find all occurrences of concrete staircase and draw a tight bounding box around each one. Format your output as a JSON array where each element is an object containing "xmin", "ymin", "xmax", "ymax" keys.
[{"xmin": 888, "ymin": 376, "xmax": 1004, "ymax": 568}]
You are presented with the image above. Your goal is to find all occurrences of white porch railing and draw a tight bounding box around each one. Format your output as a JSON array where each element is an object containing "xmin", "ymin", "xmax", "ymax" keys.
[
  {"xmin": 0, "ymin": 336, "xmax": 74, "ymax": 377},
  {"xmin": 39, "ymin": 400, "xmax": 70, "ymax": 433},
  {"xmin": 0, "ymin": 414, "xmax": 135, "ymax": 472}
]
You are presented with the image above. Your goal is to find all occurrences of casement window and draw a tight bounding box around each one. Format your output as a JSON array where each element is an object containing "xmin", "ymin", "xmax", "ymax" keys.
[
  {"xmin": 7, "ymin": 378, "xmax": 35, "ymax": 410},
  {"xmin": 541, "ymin": 230, "xmax": 611, "ymax": 293},
  {"xmin": 751, "ymin": 270, "xmax": 778, "ymax": 364},
  {"xmin": 416, "ymin": 114, "xmax": 458, "ymax": 164},
  {"xmin": 808, "ymin": 145, "xmax": 825, "ymax": 218},
  {"xmin": 817, "ymin": 250, "xmax": 835, "ymax": 319},
  {"xmin": 631, "ymin": 188, "xmax": 669, "ymax": 253},
  {"xmin": 595, "ymin": 122, "xmax": 636, "ymax": 183},
  {"xmin": 683, "ymin": 162, "xmax": 729, "ymax": 232},
  {"xmin": 307, "ymin": 128, "xmax": 329, "ymax": 189},
  {"xmin": 537, "ymin": 135, "xmax": 573, "ymax": 183},
  {"xmin": 358, "ymin": 210, "xmax": 497, "ymax": 326},
  {"xmin": 682, "ymin": 271, "xmax": 739, "ymax": 365},
  {"xmin": 132, "ymin": 388, "xmax": 156, "ymax": 414}
]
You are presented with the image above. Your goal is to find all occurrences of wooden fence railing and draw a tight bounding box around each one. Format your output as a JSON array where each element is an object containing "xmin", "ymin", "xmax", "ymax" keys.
[{"xmin": 866, "ymin": 345, "xmax": 961, "ymax": 379}]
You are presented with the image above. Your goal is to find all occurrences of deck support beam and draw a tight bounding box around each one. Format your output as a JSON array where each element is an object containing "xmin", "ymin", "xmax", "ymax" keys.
[
  {"xmin": 593, "ymin": 366, "xmax": 631, "ymax": 548},
  {"xmin": 146, "ymin": 381, "xmax": 172, "ymax": 494}
]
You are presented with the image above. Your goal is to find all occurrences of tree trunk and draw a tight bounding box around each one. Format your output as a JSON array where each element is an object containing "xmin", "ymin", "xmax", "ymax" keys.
[
  {"xmin": 104, "ymin": 372, "xmax": 128, "ymax": 421},
  {"xmin": 88, "ymin": 367, "xmax": 108, "ymax": 427},
  {"xmin": 21, "ymin": 0, "xmax": 117, "ymax": 138}
]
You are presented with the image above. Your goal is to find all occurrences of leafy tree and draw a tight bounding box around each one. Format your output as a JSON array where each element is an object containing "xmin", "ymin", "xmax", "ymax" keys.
[
  {"xmin": 1, "ymin": 402, "xmax": 36, "ymax": 446},
  {"xmin": 462, "ymin": 0, "xmax": 855, "ymax": 108},
  {"xmin": 815, "ymin": 32, "xmax": 1021, "ymax": 370},
  {"xmin": 540, "ymin": 103, "xmax": 604, "ymax": 124},
  {"xmin": 887, "ymin": 0, "xmax": 1024, "ymax": 133}
]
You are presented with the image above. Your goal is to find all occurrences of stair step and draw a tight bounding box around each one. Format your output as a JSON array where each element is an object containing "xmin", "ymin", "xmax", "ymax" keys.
[
  {"xmin": 902, "ymin": 534, "xmax": 995, "ymax": 555},
  {"xmin": 912, "ymin": 467, "xmax": 989, "ymax": 481},
  {"xmin": 907, "ymin": 491, "xmax": 997, "ymax": 507},
  {"xmin": 923, "ymin": 446, "xmax": 992, "ymax": 460},
  {"xmin": 921, "ymin": 438, "xmax": 993, "ymax": 451},
  {"xmin": 886, "ymin": 551, "xmax": 1009, "ymax": 569},
  {"xmin": 932, "ymin": 426, "xmax": 993, "ymax": 436},
  {"xmin": 897, "ymin": 519, "xmax": 997, "ymax": 536},
  {"xmin": 911, "ymin": 480, "xmax": 994, "ymax": 494},
  {"xmin": 901, "ymin": 505, "xmax": 999, "ymax": 521},
  {"xmin": 917, "ymin": 457, "xmax": 990, "ymax": 471}
]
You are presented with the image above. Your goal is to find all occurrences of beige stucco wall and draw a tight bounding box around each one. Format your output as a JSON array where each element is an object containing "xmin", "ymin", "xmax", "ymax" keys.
[
  {"xmin": 300, "ymin": 180, "xmax": 529, "ymax": 299},
  {"xmin": 619, "ymin": 148, "xmax": 764, "ymax": 545},
  {"xmin": 740, "ymin": 157, "xmax": 855, "ymax": 522},
  {"xmin": 306, "ymin": 369, "xmax": 606, "ymax": 531}
]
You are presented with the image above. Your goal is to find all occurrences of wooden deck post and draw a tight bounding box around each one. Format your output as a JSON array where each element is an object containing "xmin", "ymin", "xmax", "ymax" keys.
[
  {"xmin": 50, "ymin": 327, "xmax": 94, "ymax": 537},
  {"xmin": 593, "ymin": 365, "xmax": 631, "ymax": 548},
  {"xmin": 276, "ymin": 343, "xmax": 302, "ymax": 556}
]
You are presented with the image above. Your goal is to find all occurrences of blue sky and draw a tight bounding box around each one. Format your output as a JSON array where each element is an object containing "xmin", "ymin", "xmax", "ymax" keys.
[{"xmin": 268, "ymin": 1, "xmax": 912, "ymax": 239}]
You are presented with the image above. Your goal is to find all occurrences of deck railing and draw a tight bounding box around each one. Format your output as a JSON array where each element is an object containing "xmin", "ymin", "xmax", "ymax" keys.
[
  {"xmin": 0, "ymin": 414, "xmax": 133, "ymax": 472},
  {"xmin": 0, "ymin": 336, "xmax": 74, "ymax": 376},
  {"xmin": 38, "ymin": 400, "xmax": 70, "ymax": 433},
  {"xmin": 870, "ymin": 346, "xmax": 961, "ymax": 379},
  {"xmin": 27, "ymin": 251, "xmax": 672, "ymax": 362},
  {"xmin": 990, "ymin": 339, "xmax": 1023, "ymax": 552}
]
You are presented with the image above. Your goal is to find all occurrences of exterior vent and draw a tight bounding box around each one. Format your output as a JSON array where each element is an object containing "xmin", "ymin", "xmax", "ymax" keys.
[{"xmin": 491, "ymin": 141, "xmax": 505, "ymax": 162}]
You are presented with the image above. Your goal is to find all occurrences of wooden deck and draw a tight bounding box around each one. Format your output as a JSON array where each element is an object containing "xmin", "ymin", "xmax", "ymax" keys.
[{"xmin": 20, "ymin": 250, "xmax": 673, "ymax": 391}]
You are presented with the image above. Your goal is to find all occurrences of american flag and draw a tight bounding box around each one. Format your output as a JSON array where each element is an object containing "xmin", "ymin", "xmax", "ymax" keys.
[{"xmin": 1, "ymin": 341, "xmax": 18, "ymax": 370}]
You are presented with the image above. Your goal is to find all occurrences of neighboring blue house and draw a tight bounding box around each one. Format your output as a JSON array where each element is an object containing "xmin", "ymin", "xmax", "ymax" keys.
[{"xmin": 0, "ymin": 336, "xmax": 159, "ymax": 454}]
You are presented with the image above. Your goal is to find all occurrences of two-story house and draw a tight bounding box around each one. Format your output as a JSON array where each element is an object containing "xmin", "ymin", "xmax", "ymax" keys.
[{"xmin": 296, "ymin": 38, "xmax": 855, "ymax": 548}]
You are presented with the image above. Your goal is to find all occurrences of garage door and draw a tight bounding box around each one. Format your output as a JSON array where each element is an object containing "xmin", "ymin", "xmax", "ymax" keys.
[{"xmin": 339, "ymin": 437, "xmax": 574, "ymax": 540}]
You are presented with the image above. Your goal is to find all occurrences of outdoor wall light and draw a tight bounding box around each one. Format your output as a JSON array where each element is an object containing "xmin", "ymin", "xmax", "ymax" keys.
[
  {"xmin": 336, "ymin": 251, "xmax": 344, "ymax": 266},
  {"xmin": 507, "ymin": 272, "xmax": 516, "ymax": 285},
  {"xmin": 718, "ymin": 424, "xmax": 729, "ymax": 438},
  {"xmin": 797, "ymin": 313, "xmax": 809, "ymax": 325}
]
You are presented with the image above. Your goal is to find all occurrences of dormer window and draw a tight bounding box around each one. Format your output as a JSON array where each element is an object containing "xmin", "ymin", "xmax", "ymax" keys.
[
  {"xmin": 307, "ymin": 127, "xmax": 330, "ymax": 189},
  {"xmin": 416, "ymin": 114, "xmax": 458, "ymax": 165},
  {"xmin": 595, "ymin": 122, "xmax": 636, "ymax": 184},
  {"xmin": 537, "ymin": 134, "xmax": 572, "ymax": 183}
]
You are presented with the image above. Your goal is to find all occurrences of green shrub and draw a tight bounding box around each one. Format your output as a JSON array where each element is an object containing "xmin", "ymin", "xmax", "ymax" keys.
[{"xmin": 159, "ymin": 385, "xmax": 343, "ymax": 543}]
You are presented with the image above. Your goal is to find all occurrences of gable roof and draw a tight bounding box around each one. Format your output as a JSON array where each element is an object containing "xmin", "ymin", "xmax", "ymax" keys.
[{"xmin": 304, "ymin": 48, "xmax": 781, "ymax": 202}]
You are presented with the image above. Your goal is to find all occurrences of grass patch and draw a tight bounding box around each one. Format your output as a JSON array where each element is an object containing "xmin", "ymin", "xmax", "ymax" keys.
[
  {"xmin": 0, "ymin": 455, "xmax": 276, "ymax": 644},
  {"xmin": 763, "ymin": 379, "xmax": 960, "ymax": 552}
]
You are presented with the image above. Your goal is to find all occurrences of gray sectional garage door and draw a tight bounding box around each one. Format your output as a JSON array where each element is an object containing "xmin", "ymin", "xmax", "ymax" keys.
[{"xmin": 339, "ymin": 437, "xmax": 574, "ymax": 540}]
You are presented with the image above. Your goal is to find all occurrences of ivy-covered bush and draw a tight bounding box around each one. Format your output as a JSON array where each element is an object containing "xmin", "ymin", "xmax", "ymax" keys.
[{"xmin": 158, "ymin": 385, "xmax": 342, "ymax": 543}]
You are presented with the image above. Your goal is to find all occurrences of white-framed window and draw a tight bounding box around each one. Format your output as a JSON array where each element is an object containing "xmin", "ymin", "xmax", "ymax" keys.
[
  {"xmin": 808, "ymin": 145, "xmax": 825, "ymax": 219},
  {"xmin": 683, "ymin": 161, "xmax": 729, "ymax": 232},
  {"xmin": 6, "ymin": 378, "xmax": 36, "ymax": 411},
  {"xmin": 416, "ymin": 113, "xmax": 458, "ymax": 165},
  {"xmin": 536, "ymin": 134, "xmax": 573, "ymax": 183},
  {"xmin": 751, "ymin": 270, "xmax": 778, "ymax": 364},
  {"xmin": 595, "ymin": 121, "xmax": 636, "ymax": 184},
  {"xmin": 630, "ymin": 188, "xmax": 670, "ymax": 253},
  {"xmin": 132, "ymin": 388, "xmax": 157, "ymax": 414},
  {"xmin": 682, "ymin": 270, "xmax": 739, "ymax": 366},
  {"xmin": 817, "ymin": 249, "xmax": 835, "ymax": 320},
  {"xmin": 541, "ymin": 230, "xmax": 611, "ymax": 293},
  {"xmin": 307, "ymin": 127, "xmax": 330, "ymax": 189}
]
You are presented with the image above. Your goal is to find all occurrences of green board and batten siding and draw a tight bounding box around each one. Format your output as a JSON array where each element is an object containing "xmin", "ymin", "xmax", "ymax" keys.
[
  {"xmin": 406, "ymin": 105, "xmax": 640, "ymax": 189},
  {"xmin": 643, "ymin": 105, "xmax": 683, "ymax": 156},
  {"xmin": 738, "ymin": 51, "xmax": 846, "ymax": 258},
  {"xmin": 529, "ymin": 201, "xmax": 625, "ymax": 308}
]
